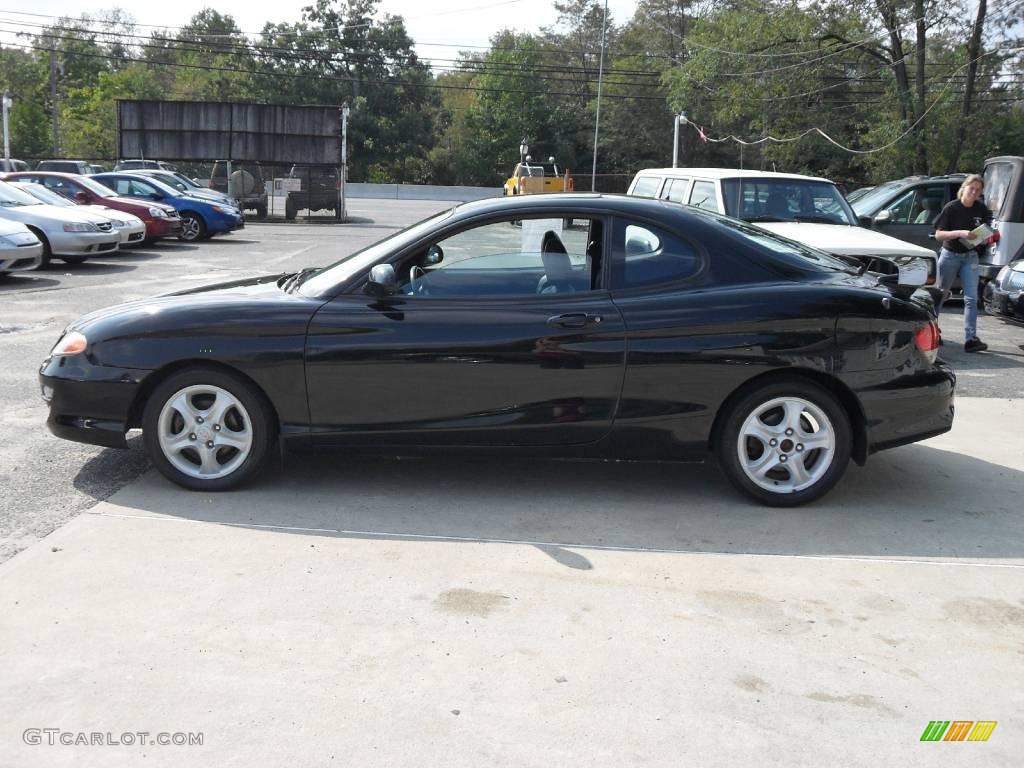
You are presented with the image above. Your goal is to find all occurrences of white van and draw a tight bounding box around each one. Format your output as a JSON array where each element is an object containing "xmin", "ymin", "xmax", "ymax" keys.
[{"xmin": 627, "ymin": 168, "xmax": 939, "ymax": 286}]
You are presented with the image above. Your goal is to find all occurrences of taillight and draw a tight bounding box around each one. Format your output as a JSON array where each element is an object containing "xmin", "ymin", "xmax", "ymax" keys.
[{"xmin": 914, "ymin": 321, "xmax": 939, "ymax": 363}]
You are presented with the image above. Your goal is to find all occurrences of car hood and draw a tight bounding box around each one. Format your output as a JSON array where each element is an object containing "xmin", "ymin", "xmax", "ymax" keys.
[
  {"xmin": 0, "ymin": 218, "xmax": 35, "ymax": 238},
  {"xmin": 107, "ymin": 195, "xmax": 176, "ymax": 214},
  {"xmin": 0, "ymin": 204, "xmax": 104, "ymax": 227},
  {"xmin": 85, "ymin": 205, "xmax": 140, "ymax": 223},
  {"xmin": 756, "ymin": 222, "xmax": 936, "ymax": 258},
  {"xmin": 69, "ymin": 274, "xmax": 301, "ymax": 332}
]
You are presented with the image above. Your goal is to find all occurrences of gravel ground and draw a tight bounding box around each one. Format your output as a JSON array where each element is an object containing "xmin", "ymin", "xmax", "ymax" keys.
[{"xmin": 1, "ymin": 199, "xmax": 1022, "ymax": 563}]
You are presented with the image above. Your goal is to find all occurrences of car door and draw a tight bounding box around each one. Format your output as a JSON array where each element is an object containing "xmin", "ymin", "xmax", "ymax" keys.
[
  {"xmin": 875, "ymin": 183, "xmax": 948, "ymax": 251},
  {"xmin": 304, "ymin": 213, "xmax": 627, "ymax": 447}
]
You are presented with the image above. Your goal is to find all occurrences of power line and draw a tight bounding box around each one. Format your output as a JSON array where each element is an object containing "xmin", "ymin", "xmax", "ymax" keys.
[{"xmin": 4, "ymin": 38, "xmax": 670, "ymax": 102}]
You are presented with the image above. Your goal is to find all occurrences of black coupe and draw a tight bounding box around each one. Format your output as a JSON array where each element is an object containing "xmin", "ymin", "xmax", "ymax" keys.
[{"xmin": 40, "ymin": 194, "xmax": 953, "ymax": 505}]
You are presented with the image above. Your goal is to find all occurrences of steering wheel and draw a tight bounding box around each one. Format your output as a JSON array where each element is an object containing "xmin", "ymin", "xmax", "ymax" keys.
[{"xmin": 408, "ymin": 265, "xmax": 429, "ymax": 296}]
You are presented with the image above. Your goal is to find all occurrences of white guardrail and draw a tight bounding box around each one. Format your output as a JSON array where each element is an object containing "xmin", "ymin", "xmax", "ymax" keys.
[{"xmin": 344, "ymin": 183, "xmax": 502, "ymax": 202}]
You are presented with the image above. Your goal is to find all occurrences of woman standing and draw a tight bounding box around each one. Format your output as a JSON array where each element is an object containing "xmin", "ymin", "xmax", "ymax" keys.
[{"xmin": 934, "ymin": 174, "xmax": 992, "ymax": 353}]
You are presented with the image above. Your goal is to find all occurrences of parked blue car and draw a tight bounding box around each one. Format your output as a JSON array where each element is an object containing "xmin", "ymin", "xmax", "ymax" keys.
[{"xmin": 91, "ymin": 173, "xmax": 243, "ymax": 242}]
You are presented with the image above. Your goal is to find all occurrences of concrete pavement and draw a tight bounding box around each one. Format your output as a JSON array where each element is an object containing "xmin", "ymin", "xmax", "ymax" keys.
[{"xmin": 1, "ymin": 396, "xmax": 1022, "ymax": 766}]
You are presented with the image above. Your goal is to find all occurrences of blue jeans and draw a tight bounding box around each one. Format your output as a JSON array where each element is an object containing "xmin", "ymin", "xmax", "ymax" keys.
[{"xmin": 936, "ymin": 248, "xmax": 979, "ymax": 341}]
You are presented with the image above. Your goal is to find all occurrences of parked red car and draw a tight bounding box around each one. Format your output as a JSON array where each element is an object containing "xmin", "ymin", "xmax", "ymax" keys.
[{"xmin": 0, "ymin": 171, "xmax": 182, "ymax": 243}]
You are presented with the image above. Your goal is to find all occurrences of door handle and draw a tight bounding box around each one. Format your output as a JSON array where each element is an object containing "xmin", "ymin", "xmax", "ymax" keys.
[{"xmin": 547, "ymin": 313, "xmax": 602, "ymax": 329}]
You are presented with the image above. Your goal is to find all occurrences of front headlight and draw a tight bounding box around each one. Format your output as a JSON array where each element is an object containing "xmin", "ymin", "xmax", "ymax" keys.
[
  {"xmin": 996, "ymin": 265, "xmax": 1011, "ymax": 286},
  {"xmin": 148, "ymin": 207, "xmax": 168, "ymax": 218},
  {"xmin": 51, "ymin": 330, "xmax": 88, "ymax": 356},
  {"xmin": 111, "ymin": 219, "xmax": 125, "ymax": 228},
  {"xmin": 63, "ymin": 222, "xmax": 98, "ymax": 232}
]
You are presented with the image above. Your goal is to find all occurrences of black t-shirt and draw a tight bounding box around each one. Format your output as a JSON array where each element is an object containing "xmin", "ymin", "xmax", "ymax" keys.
[{"xmin": 935, "ymin": 199, "xmax": 993, "ymax": 253}]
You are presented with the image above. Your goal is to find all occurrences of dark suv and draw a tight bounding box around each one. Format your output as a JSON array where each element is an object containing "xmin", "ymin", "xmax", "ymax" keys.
[
  {"xmin": 210, "ymin": 161, "xmax": 267, "ymax": 219},
  {"xmin": 35, "ymin": 160, "xmax": 94, "ymax": 175},
  {"xmin": 285, "ymin": 165, "xmax": 339, "ymax": 219},
  {"xmin": 851, "ymin": 174, "xmax": 967, "ymax": 252}
]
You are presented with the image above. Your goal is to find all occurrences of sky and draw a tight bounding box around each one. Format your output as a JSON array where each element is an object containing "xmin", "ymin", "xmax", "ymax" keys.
[{"xmin": 0, "ymin": 0, "xmax": 642, "ymax": 63}]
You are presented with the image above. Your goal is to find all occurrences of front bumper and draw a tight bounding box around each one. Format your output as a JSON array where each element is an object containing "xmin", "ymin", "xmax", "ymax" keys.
[
  {"xmin": 0, "ymin": 241, "xmax": 44, "ymax": 272},
  {"xmin": 209, "ymin": 212, "xmax": 244, "ymax": 234},
  {"xmin": 49, "ymin": 230, "xmax": 120, "ymax": 256},
  {"xmin": 858, "ymin": 362, "xmax": 956, "ymax": 454},
  {"xmin": 40, "ymin": 354, "xmax": 150, "ymax": 449},
  {"xmin": 117, "ymin": 222, "xmax": 147, "ymax": 245},
  {"xmin": 985, "ymin": 284, "xmax": 1024, "ymax": 321},
  {"xmin": 144, "ymin": 216, "xmax": 183, "ymax": 240}
]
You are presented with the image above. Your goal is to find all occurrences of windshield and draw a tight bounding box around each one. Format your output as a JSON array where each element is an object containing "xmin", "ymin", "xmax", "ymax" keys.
[
  {"xmin": 298, "ymin": 208, "xmax": 457, "ymax": 296},
  {"xmin": 12, "ymin": 183, "xmax": 73, "ymax": 207},
  {"xmin": 850, "ymin": 181, "xmax": 909, "ymax": 216},
  {"xmin": 126, "ymin": 175, "xmax": 179, "ymax": 197},
  {"xmin": 722, "ymin": 178, "xmax": 857, "ymax": 225},
  {"xmin": 0, "ymin": 180, "xmax": 42, "ymax": 206},
  {"xmin": 74, "ymin": 176, "xmax": 116, "ymax": 198}
]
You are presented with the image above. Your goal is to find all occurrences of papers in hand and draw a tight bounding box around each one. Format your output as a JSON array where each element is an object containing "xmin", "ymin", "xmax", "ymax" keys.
[{"xmin": 960, "ymin": 223, "xmax": 994, "ymax": 249}]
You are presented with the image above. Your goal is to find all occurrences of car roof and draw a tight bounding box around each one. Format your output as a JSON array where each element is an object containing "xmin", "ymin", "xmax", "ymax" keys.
[{"xmin": 634, "ymin": 167, "xmax": 832, "ymax": 183}]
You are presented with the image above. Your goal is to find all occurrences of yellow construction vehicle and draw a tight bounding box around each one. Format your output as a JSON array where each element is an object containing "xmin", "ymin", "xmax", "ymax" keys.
[{"xmin": 503, "ymin": 155, "xmax": 574, "ymax": 196}]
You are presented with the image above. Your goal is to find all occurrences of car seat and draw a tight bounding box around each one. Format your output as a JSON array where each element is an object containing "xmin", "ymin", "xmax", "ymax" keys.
[
  {"xmin": 765, "ymin": 190, "xmax": 791, "ymax": 218},
  {"xmin": 537, "ymin": 231, "xmax": 575, "ymax": 294},
  {"xmin": 914, "ymin": 197, "xmax": 942, "ymax": 224}
]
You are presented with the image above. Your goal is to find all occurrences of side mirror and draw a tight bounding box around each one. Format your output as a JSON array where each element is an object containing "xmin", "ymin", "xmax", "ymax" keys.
[
  {"xmin": 857, "ymin": 215, "xmax": 873, "ymax": 228},
  {"xmin": 74, "ymin": 191, "xmax": 88, "ymax": 204},
  {"xmin": 364, "ymin": 263, "xmax": 398, "ymax": 297},
  {"xmin": 874, "ymin": 210, "xmax": 892, "ymax": 225},
  {"xmin": 425, "ymin": 244, "xmax": 444, "ymax": 265}
]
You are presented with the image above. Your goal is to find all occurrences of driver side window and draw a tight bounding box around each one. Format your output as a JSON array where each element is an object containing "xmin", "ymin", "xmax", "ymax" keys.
[{"xmin": 396, "ymin": 216, "xmax": 602, "ymax": 298}]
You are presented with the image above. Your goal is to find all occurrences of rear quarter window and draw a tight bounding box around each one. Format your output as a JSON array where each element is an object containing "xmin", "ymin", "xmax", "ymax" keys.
[{"xmin": 630, "ymin": 176, "xmax": 662, "ymax": 198}]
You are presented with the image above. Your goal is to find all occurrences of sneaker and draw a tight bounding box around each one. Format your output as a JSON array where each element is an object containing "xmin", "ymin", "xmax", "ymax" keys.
[{"xmin": 964, "ymin": 337, "xmax": 988, "ymax": 353}]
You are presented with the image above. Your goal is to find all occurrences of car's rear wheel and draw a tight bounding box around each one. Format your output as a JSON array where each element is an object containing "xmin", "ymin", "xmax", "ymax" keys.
[
  {"xmin": 142, "ymin": 368, "xmax": 275, "ymax": 491},
  {"xmin": 716, "ymin": 379, "xmax": 851, "ymax": 506},
  {"xmin": 285, "ymin": 197, "xmax": 297, "ymax": 220},
  {"xmin": 178, "ymin": 212, "xmax": 207, "ymax": 242},
  {"xmin": 255, "ymin": 203, "xmax": 267, "ymax": 219}
]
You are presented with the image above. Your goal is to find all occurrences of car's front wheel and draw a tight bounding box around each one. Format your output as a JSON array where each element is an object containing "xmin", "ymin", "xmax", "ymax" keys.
[
  {"xmin": 178, "ymin": 212, "xmax": 207, "ymax": 242},
  {"xmin": 716, "ymin": 379, "xmax": 851, "ymax": 506},
  {"xmin": 142, "ymin": 368, "xmax": 276, "ymax": 491}
]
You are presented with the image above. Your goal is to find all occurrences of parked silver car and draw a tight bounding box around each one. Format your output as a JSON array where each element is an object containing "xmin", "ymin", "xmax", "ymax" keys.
[
  {"xmin": 10, "ymin": 181, "xmax": 146, "ymax": 247},
  {"xmin": 0, "ymin": 180, "xmax": 119, "ymax": 266},
  {"xmin": 0, "ymin": 219, "xmax": 43, "ymax": 274}
]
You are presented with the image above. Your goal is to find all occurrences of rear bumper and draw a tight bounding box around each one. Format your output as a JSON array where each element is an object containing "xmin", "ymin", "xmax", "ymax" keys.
[
  {"xmin": 40, "ymin": 354, "xmax": 149, "ymax": 449},
  {"xmin": 858, "ymin": 362, "xmax": 956, "ymax": 454}
]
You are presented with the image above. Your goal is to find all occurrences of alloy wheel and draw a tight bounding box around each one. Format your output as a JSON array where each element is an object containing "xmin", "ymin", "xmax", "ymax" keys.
[
  {"xmin": 736, "ymin": 396, "xmax": 836, "ymax": 493},
  {"xmin": 156, "ymin": 384, "xmax": 253, "ymax": 480}
]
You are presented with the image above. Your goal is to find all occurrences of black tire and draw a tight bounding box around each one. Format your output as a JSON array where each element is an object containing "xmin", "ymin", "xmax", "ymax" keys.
[
  {"xmin": 178, "ymin": 212, "xmax": 207, "ymax": 242},
  {"xmin": 285, "ymin": 197, "xmax": 297, "ymax": 220},
  {"xmin": 29, "ymin": 229, "xmax": 51, "ymax": 268},
  {"xmin": 255, "ymin": 204, "xmax": 268, "ymax": 220},
  {"xmin": 982, "ymin": 280, "xmax": 998, "ymax": 316},
  {"xmin": 142, "ymin": 367, "xmax": 276, "ymax": 491},
  {"xmin": 716, "ymin": 378, "xmax": 852, "ymax": 507},
  {"xmin": 61, "ymin": 255, "xmax": 88, "ymax": 265}
]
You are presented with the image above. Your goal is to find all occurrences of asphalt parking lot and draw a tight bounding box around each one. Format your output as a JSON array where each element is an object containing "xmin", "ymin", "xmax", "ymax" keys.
[{"xmin": 1, "ymin": 200, "xmax": 1023, "ymax": 765}]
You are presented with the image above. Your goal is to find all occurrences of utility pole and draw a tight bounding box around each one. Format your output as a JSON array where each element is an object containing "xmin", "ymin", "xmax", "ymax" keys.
[
  {"xmin": 2, "ymin": 93, "xmax": 12, "ymax": 165},
  {"xmin": 49, "ymin": 39, "xmax": 59, "ymax": 157},
  {"xmin": 589, "ymin": 0, "xmax": 608, "ymax": 192},
  {"xmin": 672, "ymin": 113, "xmax": 687, "ymax": 168},
  {"xmin": 339, "ymin": 103, "xmax": 350, "ymax": 221}
]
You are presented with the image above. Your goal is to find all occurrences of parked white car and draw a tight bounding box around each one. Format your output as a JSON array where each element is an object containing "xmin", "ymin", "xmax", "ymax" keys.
[
  {"xmin": 0, "ymin": 219, "xmax": 43, "ymax": 275},
  {"xmin": 9, "ymin": 181, "xmax": 147, "ymax": 247},
  {"xmin": 627, "ymin": 168, "xmax": 939, "ymax": 287},
  {"xmin": 0, "ymin": 180, "xmax": 119, "ymax": 266}
]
